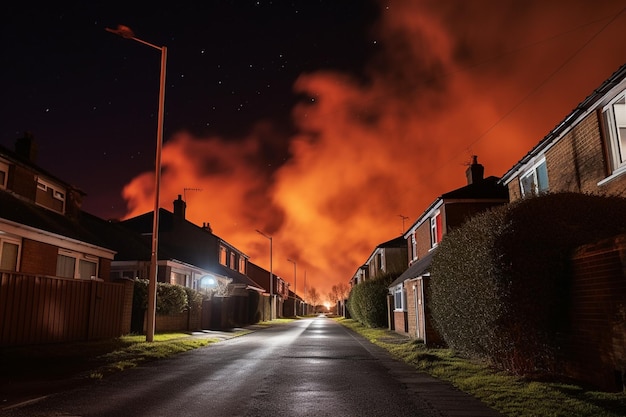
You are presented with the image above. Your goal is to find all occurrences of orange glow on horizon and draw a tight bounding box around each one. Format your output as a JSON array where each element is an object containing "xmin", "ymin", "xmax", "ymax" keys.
[{"xmin": 121, "ymin": 0, "xmax": 626, "ymax": 297}]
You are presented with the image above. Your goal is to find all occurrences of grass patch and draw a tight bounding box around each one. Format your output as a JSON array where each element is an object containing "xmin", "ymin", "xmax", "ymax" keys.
[{"xmin": 337, "ymin": 318, "xmax": 626, "ymax": 417}]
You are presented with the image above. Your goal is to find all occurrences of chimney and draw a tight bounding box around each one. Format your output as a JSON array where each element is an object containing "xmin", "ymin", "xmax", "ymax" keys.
[
  {"xmin": 465, "ymin": 155, "xmax": 484, "ymax": 185},
  {"xmin": 15, "ymin": 131, "xmax": 38, "ymax": 163},
  {"xmin": 173, "ymin": 195, "xmax": 186, "ymax": 220},
  {"xmin": 202, "ymin": 222, "xmax": 212, "ymax": 233}
]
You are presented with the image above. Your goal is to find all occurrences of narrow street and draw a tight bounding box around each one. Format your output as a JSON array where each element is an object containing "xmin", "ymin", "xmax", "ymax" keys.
[{"xmin": 2, "ymin": 317, "xmax": 499, "ymax": 417}]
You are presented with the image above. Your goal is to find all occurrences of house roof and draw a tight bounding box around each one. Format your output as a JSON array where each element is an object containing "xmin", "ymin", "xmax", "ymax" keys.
[
  {"xmin": 389, "ymin": 251, "xmax": 434, "ymax": 287},
  {"xmin": 377, "ymin": 235, "xmax": 406, "ymax": 248},
  {"xmin": 405, "ymin": 176, "xmax": 508, "ymax": 236},
  {"xmin": 0, "ymin": 190, "xmax": 117, "ymax": 254},
  {"xmin": 500, "ymin": 62, "xmax": 626, "ymax": 184},
  {"xmin": 121, "ymin": 208, "xmax": 264, "ymax": 291}
]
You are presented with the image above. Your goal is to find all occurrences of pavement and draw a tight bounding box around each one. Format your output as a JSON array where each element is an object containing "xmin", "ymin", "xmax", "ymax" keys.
[{"xmin": 0, "ymin": 322, "xmax": 503, "ymax": 417}]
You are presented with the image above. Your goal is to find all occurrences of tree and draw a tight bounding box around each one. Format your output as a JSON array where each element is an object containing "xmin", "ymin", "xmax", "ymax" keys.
[{"xmin": 307, "ymin": 286, "xmax": 320, "ymax": 308}]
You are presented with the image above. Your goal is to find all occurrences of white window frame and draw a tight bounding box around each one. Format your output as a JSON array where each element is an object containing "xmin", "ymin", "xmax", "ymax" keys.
[
  {"xmin": 57, "ymin": 248, "xmax": 98, "ymax": 279},
  {"xmin": 393, "ymin": 284, "xmax": 406, "ymax": 311},
  {"xmin": 411, "ymin": 234, "xmax": 417, "ymax": 262},
  {"xmin": 520, "ymin": 158, "xmax": 549, "ymax": 197},
  {"xmin": 36, "ymin": 177, "xmax": 66, "ymax": 213},
  {"xmin": 602, "ymin": 91, "xmax": 626, "ymax": 175},
  {"xmin": 430, "ymin": 211, "xmax": 442, "ymax": 248}
]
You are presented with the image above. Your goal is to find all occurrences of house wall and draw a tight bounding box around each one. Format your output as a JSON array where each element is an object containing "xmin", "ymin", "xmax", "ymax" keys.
[
  {"xmin": 393, "ymin": 310, "xmax": 408, "ymax": 335},
  {"xmin": 20, "ymin": 238, "xmax": 57, "ymax": 275},
  {"xmin": 509, "ymin": 112, "xmax": 626, "ymax": 202},
  {"xmin": 564, "ymin": 234, "xmax": 626, "ymax": 392},
  {"xmin": 415, "ymin": 221, "xmax": 432, "ymax": 259},
  {"xmin": 7, "ymin": 164, "xmax": 36, "ymax": 201},
  {"xmin": 444, "ymin": 202, "xmax": 507, "ymax": 231}
]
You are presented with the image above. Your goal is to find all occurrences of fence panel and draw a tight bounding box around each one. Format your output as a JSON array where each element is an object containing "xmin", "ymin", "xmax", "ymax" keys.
[{"xmin": 0, "ymin": 272, "xmax": 129, "ymax": 346}]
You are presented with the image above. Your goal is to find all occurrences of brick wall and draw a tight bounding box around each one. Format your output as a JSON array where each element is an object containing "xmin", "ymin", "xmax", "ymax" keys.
[
  {"xmin": 393, "ymin": 310, "xmax": 408, "ymax": 335},
  {"xmin": 20, "ymin": 239, "xmax": 57, "ymax": 275},
  {"xmin": 565, "ymin": 234, "xmax": 626, "ymax": 392}
]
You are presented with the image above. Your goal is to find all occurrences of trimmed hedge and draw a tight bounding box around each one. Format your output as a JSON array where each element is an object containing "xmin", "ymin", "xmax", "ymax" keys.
[
  {"xmin": 133, "ymin": 279, "xmax": 203, "ymax": 316},
  {"xmin": 348, "ymin": 272, "xmax": 397, "ymax": 328},
  {"xmin": 430, "ymin": 192, "xmax": 626, "ymax": 376}
]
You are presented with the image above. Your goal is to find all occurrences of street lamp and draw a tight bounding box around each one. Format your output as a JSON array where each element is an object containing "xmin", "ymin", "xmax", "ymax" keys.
[
  {"xmin": 106, "ymin": 24, "xmax": 167, "ymax": 343},
  {"xmin": 287, "ymin": 258, "xmax": 297, "ymax": 315},
  {"xmin": 256, "ymin": 229, "xmax": 273, "ymax": 320}
]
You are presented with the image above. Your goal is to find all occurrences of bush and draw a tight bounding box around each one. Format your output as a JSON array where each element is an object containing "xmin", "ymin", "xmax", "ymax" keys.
[
  {"xmin": 133, "ymin": 279, "xmax": 201, "ymax": 316},
  {"xmin": 430, "ymin": 192, "xmax": 626, "ymax": 376},
  {"xmin": 348, "ymin": 272, "xmax": 397, "ymax": 328}
]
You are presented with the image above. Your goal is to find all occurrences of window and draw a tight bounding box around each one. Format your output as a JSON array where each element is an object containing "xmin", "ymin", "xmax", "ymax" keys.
[
  {"xmin": 230, "ymin": 252, "xmax": 236, "ymax": 269},
  {"xmin": 56, "ymin": 249, "xmax": 98, "ymax": 279},
  {"xmin": 36, "ymin": 178, "xmax": 66, "ymax": 213},
  {"xmin": 0, "ymin": 160, "xmax": 8, "ymax": 189},
  {"xmin": 411, "ymin": 234, "xmax": 417, "ymax": 262},
  {"xmin": 376, "ymin": 252, "xmax": 383, "ymax": 272},
  {"xmin": 0, "ymin": 239, "xmax": 20, "ymax": 271},
  {"xmin": 520, "ymin": 159, "xmax": 549, "ymax": 197},
  {"xmin": 219, "ymin": 246, "xmax": 227, "ymax": 266},
  {"xmin": 394, "ymin": 284, "xmax": 406, "ymax": 311},
  {"xmin": 430, "ymin": 211, "xmax": 442, "ymax": 248},
  {"xmin": 170, "ymin": 271, "xmax": 188, "ymax": 286},
  {"xmin": 238, "ymin": 257, "xmax": 246, "ymax": 273},
  {"xmin": 603, "ymin": 93, "xmax": 626, "ymax": 173}
]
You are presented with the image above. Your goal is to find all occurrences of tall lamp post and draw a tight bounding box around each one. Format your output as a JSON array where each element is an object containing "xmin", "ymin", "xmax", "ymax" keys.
[
  {"xmin": 255, "ymin": 230, "xmax": 273, "ymax": 320},
  {"xmin": 106, "ymin": 25, "xmax": 167, "ymax": 342},
  {"xmin": 287, "ymin": 258, "xmax": 297, "ymax": 316}
]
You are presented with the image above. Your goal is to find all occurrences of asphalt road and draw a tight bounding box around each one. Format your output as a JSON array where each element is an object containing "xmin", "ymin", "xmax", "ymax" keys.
[{"xmin": 1, "ymin": 317, "xmax": 498, "ymax": 417}]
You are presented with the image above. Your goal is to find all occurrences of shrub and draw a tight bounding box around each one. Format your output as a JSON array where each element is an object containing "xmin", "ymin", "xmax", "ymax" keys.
[
  {"xmin": 348, "ymin": 272, "xmax": 397, "ymax": 328},
  {"xmin": 430, "ymin": 192, "xmax": 626, "ymax": 376},
  {"xmin": 132, "ymin": 279, "xmax": 194, "ymax": 316}
]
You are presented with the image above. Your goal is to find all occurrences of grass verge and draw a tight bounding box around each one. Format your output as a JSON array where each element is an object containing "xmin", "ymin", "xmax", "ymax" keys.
[{"xmin": 337, "ymin": 318, "xmax": 626, "ymax": 417}]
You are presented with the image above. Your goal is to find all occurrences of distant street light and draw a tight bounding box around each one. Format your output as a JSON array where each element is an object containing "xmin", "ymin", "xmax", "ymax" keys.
[
  {"xmin": 106, "ymin": 24, "xmax": 167, "ymax": 343},
  {"xmin": 287, "ymin": 258, "xmax": 297, "ymax": 315},
  {"xmin": 256, "ymin": 229, "xmax": 273, "ymax": 320}
]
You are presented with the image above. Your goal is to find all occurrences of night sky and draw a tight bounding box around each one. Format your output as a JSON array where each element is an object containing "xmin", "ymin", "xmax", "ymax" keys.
[{"xmin": 2, "ymin": 1, "xmax": 626, "ymax": 298}]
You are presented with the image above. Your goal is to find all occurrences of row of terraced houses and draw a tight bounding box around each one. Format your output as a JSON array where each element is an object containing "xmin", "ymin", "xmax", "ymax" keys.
[
  {"xmin": 348, "ymin": 62, "xmax": 626, "ymax": 392},
  {"xmin": 0, "ymin": 133, "xmax": 309, "ymax": 346}
]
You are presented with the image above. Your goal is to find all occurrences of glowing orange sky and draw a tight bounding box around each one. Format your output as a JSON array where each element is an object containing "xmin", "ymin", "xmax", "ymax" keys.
[{"xmin": 121, "ymin": 0, "xmax": 626, "ymax": 300}]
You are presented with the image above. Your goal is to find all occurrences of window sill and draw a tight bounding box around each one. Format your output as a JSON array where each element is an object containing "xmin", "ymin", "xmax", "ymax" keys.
[{"xmin": 597, "ymin": 166, "xmax": 626, "ymax": 187}]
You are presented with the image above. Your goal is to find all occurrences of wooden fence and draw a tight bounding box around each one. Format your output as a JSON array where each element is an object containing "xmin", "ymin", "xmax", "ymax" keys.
[{"xmin": 0, "ymin": 272, "xmax": 133, "ymax": 346}]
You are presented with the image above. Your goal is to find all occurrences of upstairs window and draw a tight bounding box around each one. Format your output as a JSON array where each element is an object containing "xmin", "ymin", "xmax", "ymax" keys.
[
  {"xmin": 219, "ymin": 246, "xmax": 227, "ymax": 266},
  {"xmin": 36, "ymin": 178, "xmax": 66, "ymax": 213},
  {"xmin": 238, "ymin": 257, "xmax": 246, "ymax": 273},
  {"xmin": 520, "ymin": 159, "xmax": 549, "ymax": 197},
  {"xmin": 430, "ymin": 211, "xmax": 442, "ymax": 248},
  {"xmin": 229, "ymin": 252, "xmax": 236, "ymax": 270},
  {"xmin": 410, "ymin": 234, "xmax": 417, "ymax": 262},
  {"xmin": 0, "ymin": 160, "xmax": 8, "ymax": 190},
  {"xmin": 603, "ymin": 92, "xmax": 626, "ymax": 173}
]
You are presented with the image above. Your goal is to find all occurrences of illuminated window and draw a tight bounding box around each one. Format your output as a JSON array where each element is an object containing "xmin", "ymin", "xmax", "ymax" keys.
[
  {"xmin": 219, "ymin": 246, "xmax": 227, "ymax": 266},
  {"xmin": 430, "ymin": 211, "xmax": 442, "ymax": 248},
  {"xmin": 170, "ymin": 271, "xmax": 188, "ymax": 286},
  {"xmin": 520, "ymin": 159, "xmax": 549, "ymax": 197},
  {"xmin": 603, "ymin": 92, "xmax": 626, "ymax": 174},
  {"xmin": 0, "ymin": 238, "xmax": 20, "ymax": 271}
]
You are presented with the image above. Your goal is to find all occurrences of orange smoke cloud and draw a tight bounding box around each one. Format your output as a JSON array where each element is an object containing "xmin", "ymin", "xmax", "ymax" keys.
[{"xmin": 122, "ymin": 0, "xmax": 626, "ymax": 300}]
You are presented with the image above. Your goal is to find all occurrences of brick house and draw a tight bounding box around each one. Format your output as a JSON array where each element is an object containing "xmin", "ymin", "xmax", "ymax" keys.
[
  {"xmin": 389, "ymin": 157, "xmax": 509, "ymax": 344},
  {"xmin": 349, "ymin": 236, "xmax": 407, "ymax": 288},
  {"xmin": 0, "ymin": 133, "xmax": 116, "ymax": 278},
  {"xmin": 118, "ymin": 195, "xmax": 265, "ymax": 327},
  {"xmin": 499, "ymin": 63, "xmax": 626, "ymax": 199},
  {"xmin": 499, "ymin": 62, "xmax": 626, "ymax": 391},
  {"xmin": 247, "ymin": 261, "xmax": 290, "ymax": 318}
]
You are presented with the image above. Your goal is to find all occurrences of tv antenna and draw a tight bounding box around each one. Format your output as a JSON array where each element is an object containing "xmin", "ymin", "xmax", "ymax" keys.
[
  {"xmin": 183, "ymin": 188, "xmax": 202, "ymax": 201},
  {"xmin": 398, "ymin": 214, "xmax": 409, "ymax": 233}
]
